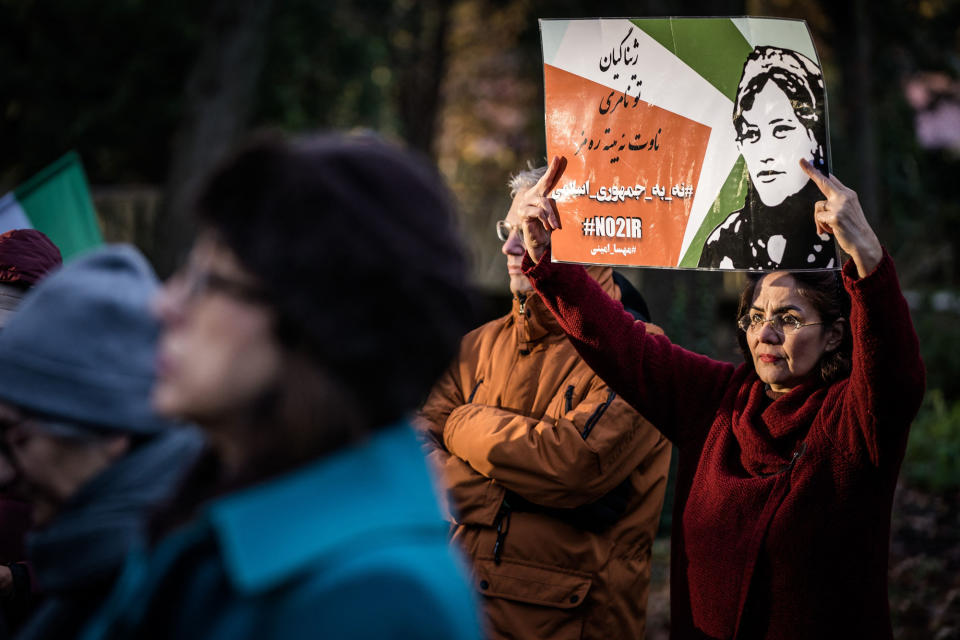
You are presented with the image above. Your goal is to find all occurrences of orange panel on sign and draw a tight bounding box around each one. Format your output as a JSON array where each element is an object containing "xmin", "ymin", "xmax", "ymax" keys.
[{"xmin": 544, "ymin": 64, "xmax": 712, "ymax": 267}]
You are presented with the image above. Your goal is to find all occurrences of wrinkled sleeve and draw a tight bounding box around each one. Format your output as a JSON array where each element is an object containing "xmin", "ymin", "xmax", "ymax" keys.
[
  {"xmin": 831, "ymin": 250, "xmax": 925, "ymax": 467},
  {"xmin": 523, "ymin": 247, "xmax": 735, "ymax": 449},
  {"xmin": 444, "ymin": 372, "xmax": 670, "ymax": 508},
  {"xmin": 416, "ymin": 365, "xmax": 505, "ymax": 528}
]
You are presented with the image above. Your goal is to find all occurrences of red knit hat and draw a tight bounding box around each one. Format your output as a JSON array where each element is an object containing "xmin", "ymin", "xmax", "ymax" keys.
[{"xmin": 0, "ymin": 229, "xmax": 62, "ymax": 288}]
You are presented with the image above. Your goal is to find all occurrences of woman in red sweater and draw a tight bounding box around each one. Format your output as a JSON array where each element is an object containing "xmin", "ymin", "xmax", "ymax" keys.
[{"xmin": 516, "ymin": 157, "xmax": 924, "ymax": 639}]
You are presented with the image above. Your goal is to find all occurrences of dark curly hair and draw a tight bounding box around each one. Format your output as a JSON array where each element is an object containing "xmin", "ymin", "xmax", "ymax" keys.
[
  {"xmin": 194, "ymin": 132, "xmax": 474, "ymax": 433},
  {"xmin": 733, "ymin": 45, "xmax": 828, "ymax": 170},
  {"xmin": 736, "ymin": 270, "xmax": 852, "ymax": 385}
]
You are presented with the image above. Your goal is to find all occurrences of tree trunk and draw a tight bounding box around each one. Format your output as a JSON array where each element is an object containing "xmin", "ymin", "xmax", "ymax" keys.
[
  {"xmin": 852, "ymin": 0, "xmax": 879, "ymax": 226},
  {"xmin": 152, "ymin": 0, "xmax": 273, "ymax": 276},
  {"xmin": 391, "ymin": 0, "xmax": 452, "ymax": 159},
  {"xmin": 820, "ymin": 0, "xmax": 879, "ymax": 227}
]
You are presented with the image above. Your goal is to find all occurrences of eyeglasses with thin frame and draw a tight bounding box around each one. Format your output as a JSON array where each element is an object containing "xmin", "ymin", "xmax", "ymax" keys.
[
  {"xmin": 170, "ymin": 263, "xmax": 268, "ymax": 306},
  {"xmin": 737, "ymin": 312, "xmax": 831, "ymax": 334},
  {"xmin": 496, "ymin": 220, "xmax": 524, "ymax": 243}
]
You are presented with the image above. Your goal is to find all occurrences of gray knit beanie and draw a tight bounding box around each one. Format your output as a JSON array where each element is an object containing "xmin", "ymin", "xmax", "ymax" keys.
[{"xmin": 0, "ymin": 245, "xmax": 172, "ymax": 435}]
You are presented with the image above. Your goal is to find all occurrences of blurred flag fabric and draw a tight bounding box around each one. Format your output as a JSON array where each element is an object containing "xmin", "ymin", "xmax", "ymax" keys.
[{"xmin": 0, "ymin": 152, "xmax": 103, "ymax": 260}]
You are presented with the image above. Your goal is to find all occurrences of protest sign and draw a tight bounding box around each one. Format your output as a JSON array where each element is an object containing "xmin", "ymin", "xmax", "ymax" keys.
[{"xmin": 541, "ymin": 17, "xmax": 838, "ymax": 270}]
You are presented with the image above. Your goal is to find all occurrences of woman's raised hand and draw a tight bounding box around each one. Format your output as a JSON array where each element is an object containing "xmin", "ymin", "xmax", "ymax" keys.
[
  {"xmin": 800, "ymin": 158, "xmax": 883, "ymax": 277},
  {"xmin": 519, "ymin": 155, "xmax": 567, "ymax": 262}
]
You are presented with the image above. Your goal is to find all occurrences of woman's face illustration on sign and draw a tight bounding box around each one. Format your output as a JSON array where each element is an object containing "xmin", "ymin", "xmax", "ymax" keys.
[
  {"xmin": 733, "ymin": 46, "xmax": 826, "ymax": 208},
  {"xmin": 737, "ymin": 80, "xmax": 820, "ymax": 207}
]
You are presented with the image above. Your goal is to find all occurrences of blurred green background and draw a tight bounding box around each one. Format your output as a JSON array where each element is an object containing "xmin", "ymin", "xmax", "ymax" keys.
[{"xmin": 3, "ymin": 0, "xmax": 959, "ymax": 635}]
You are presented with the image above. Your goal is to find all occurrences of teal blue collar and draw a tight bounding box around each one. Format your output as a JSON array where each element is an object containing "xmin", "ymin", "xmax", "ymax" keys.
[{"xmin": 205, "ymin": 422, "xmax": 446, "ymax": 594}]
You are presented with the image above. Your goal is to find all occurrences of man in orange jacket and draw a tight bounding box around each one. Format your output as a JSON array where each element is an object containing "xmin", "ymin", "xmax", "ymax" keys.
[{"xmin": 418, "ymin": 165, "xmax": 671, "ymax": 640}]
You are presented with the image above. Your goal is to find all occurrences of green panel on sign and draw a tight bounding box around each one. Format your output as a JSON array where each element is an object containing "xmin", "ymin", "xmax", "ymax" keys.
[
  {"xmin": 631, "ymin": 18, "xmax": 753, "ymax": 101},
  {"xmin": 15, "ymin": 152, "xmax": 103, "ymax": 260},
  {"xmin": 679, "ymin": 156, "xmax": 749, "ymax": 267}
]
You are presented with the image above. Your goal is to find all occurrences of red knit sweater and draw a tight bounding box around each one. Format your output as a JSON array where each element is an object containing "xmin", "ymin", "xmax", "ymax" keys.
[{"xmin": 523, "ymin": 249, "xmax": 924, "ymax": 639}]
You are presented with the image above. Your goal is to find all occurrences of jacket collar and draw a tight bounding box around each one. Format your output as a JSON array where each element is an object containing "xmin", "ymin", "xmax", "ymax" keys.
[
  {"xmin": 512, "ymin": 266, "xmax": 619, "ymax": 351},
  {"xmin": 204, "ymin": 422, "xmax": 446, "ymax": 595}
]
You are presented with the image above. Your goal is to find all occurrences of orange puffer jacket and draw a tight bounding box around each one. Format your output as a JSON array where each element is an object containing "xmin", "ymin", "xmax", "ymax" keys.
[{"xmin": 417, "ymin": 268, "xmax": 671, "ymax": 640}]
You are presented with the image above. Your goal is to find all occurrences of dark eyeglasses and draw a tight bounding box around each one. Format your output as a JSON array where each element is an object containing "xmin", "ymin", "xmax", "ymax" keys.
[
  {"xmin": 496, "ymin": 220, "xmax": 524, "ymax": 243},
  {"xmin": 737, "ymin": 312, "xmax": 828, "ymax": 334}
]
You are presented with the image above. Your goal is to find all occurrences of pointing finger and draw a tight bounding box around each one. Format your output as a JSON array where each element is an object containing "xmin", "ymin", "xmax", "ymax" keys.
[
  {"xmin": 535, "ymin": 155, "xmax": 567, "ymax": 197},
  {"xmin": 547, "ymin": 197, "xmax": 562, "ymax": 231},
  {"xmin": 800, "ymin": 158, "xmax": 837, "ymax": 198}
]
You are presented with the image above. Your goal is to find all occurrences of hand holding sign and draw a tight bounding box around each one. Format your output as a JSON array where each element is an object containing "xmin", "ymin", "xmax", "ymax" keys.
[
  {"xmin": 800, "ymin": 158, "xmax": 882, "ymax": 277},
  {"xmin": 520, "ymin": 155, "xmax": 567, "ymax": 262}
]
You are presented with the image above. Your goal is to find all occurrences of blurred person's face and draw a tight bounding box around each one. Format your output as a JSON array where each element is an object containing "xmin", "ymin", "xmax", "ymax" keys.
[
  {"xmin": 745, "ymin": 272, "xmax": 842, "ymax": 393},
  {"xmin": 0, "ymin": 403, "xmax": 128, "ymax": 526},
  {"xmin": 502, "ymin": 192, "xmax": 533, "ymax": 296},
  {"xmin": 737, "ymin": 81, "xmax": 819, "ymax": 207},
  {"xmin": 152, "ymin": 234, "xmax": 282, "ymax": 433}
]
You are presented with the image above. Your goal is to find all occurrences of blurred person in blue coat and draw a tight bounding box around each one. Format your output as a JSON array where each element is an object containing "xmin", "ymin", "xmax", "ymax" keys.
[
  {"xmin": 80, "ymin": 133, "xmax": 481, "ymax": 640},
  {"xmin": 0, "ymin": 246, "xmax": 204, "ymax": 640}
]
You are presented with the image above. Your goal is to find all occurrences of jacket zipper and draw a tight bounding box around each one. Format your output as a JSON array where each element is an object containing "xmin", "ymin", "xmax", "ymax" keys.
[
  {"xmin": 467, "ymin": 378, "xmax": 483, "ymax": 403},
  {"xmin": 492, "ymin": 501, "xmax": 512, "ymax": 565},
  {"xmin": 581, "ymin": 390, "xmax": 616, "ymax": 439},
  {"xmin": 564, "ymin": 385, "xmax": 574, "ymax": 413},
  {"xmin": 516, "ymin": 295, "xmax": 531, "ymax": 356}
]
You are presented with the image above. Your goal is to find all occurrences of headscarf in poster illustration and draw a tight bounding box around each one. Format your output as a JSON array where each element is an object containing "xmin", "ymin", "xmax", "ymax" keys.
[{"xmin": 541, "ymin": 17, "xmax": 840, "ymax": 271}]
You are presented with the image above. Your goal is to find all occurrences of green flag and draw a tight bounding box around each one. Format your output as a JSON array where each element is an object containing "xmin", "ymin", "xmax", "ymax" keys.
[{"xmin": 0, "ymin": 152, "xmax": 104, "ymax": 260}]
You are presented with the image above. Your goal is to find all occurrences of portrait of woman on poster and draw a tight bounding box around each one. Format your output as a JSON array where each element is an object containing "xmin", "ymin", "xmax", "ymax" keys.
[{"xmin": 699, "ymin": 45, "xmax": 839, "ymax": 270}]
